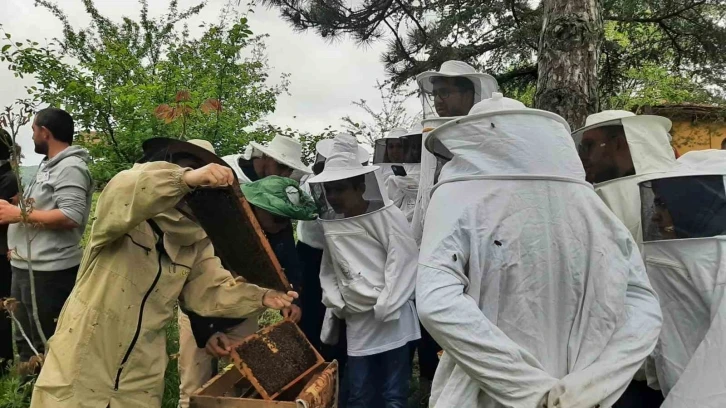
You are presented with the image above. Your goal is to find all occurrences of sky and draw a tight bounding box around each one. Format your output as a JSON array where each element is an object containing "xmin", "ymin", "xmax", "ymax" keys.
[{"xmin": 0, "ymin": 0, "xmax": 420, "ymax": 165}]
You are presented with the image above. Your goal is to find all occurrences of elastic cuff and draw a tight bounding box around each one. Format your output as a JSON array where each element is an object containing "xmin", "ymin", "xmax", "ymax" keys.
[{"xmin": 175, "ymin": 168, "xmax": 194, "ymax": 194}]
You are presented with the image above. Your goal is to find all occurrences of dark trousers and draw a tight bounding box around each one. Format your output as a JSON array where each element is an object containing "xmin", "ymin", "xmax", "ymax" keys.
[
  {"xmin": 297, "ymin": 242, "xmax": 349, "ymax": 407},
  {"xmin": 417, "ymin": 324, "xmax": 441, "ymax": 381},
  {"xmin": 613, "ymin": 379, "xmax": 665, "ymax": 408},
  {"xmin": 10, "ymin": 265, "xmax": 78, "ymax": 361},
  {"xmin": 347, "ymin": 344, "xmax": 412, "ymax": 408},
  {"xmin": 0, "ymin": 257, "xmax": 12, "ymax": 373}
]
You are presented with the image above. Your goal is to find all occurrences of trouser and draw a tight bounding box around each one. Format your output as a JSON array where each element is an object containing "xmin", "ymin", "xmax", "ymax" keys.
[
  {"xmin": 177, "ymin": 309, "xmax": 259, "ymax": 408},
  {"xmin": 0, "ymin": 257, "xmax": 12, "ymax": 373},
  {"xmin": 347, "ymin": 343, "xmax": 412, "ymax": 408},
  {"xmin": 10, "ymin": 265, "xmax": 78, "ymax": 361},
  {"xmin": 416, "ymin": 324, "xmax": 441, "ymax": 381},
  {"xmin": 297, "ymin": 241, "xmax": 325, "ymax": 352},
  {"xmin": 613, "ymin": 379, "xmax": 664, "ymax": 408},
  {"xmin": 297, "ymin": 242, "xmax": 349, "ymax": 407}
]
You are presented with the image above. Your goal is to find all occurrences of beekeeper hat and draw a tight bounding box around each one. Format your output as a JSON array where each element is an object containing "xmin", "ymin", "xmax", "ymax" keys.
[
  {"xmin": 316, "ymin": 139, "xmax": 371, "ymax": 164},
  {"xmin": 572, "ymin": 110, "xmax": 672, "ymax": 136},
  {"xmin": 425, "ymin": 92, "xmax": 570, "ymax": 154},
  {"xmin": 139, "ymin": 137, "xmax": 228, "ymax": 169},
  {"xmin": 307, "ymin": 133, "xmax": 379, "ymax": 184},
  {"xmin": 241, "ymin": 176, "xmax": 318, "ymax": 221},
  {"xmin": 248, "ymin": 135, "xmax": 312, "ymax": 174},
  {"xmin": 417, "ymin": 60, "xmax": 499, "ymax": 101}
]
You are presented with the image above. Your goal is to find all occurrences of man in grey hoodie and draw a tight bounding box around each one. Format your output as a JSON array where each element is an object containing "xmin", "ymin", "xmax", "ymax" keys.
[{"xmin": 0, "ymin": 107, "xmax": 92, "ymax": 366}]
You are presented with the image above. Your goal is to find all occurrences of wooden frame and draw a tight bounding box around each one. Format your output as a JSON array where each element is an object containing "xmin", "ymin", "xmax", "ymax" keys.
[
  {"xmin": 231, "ymin": 321, "xmax": 325, "ymax": 400},
  {"xmin": 185, "ymin": 184, "xmax": 291, "ymax": 291},
  {"xmin": 191, "ymin": 362, "xmax": 338, "ymax": 408}
]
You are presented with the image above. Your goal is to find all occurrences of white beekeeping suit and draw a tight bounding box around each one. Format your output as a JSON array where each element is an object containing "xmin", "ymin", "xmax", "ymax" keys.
[
  {"xmin": 417, "ymin": 94, "xmax": 663, "ymax": 408},
  {"xmin": 638, "ymin": 149, "xmax": 726, "ymax": 408},
  {"xmin": 373, "ymin": 127, "xmax": 423, "ymax": 223},
  {"xmin": 572, "ymin": 111, "xmax": 676, "ymax": 242},
  {"xmin": 307, "ymin": 133, "xmax": 420, "ymax": 355}
]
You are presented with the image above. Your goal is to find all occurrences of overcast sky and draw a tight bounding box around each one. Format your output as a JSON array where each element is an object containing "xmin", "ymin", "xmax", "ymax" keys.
[{"xmin": 0, "ymin": 0, "xmax": 420, "ymax": 165}]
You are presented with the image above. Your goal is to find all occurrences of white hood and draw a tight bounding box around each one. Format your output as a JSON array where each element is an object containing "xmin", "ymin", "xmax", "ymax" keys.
[
  {"xmin": 589, "ymin": 115, "xmax": 676, "ymax": 242},
  {"xmin": 417, "ymin": 100, "xmax": 662, "ymax": 408},
  {"xmin": 637, "ymin": 151, "xmax": 726, "ymax": 406}
]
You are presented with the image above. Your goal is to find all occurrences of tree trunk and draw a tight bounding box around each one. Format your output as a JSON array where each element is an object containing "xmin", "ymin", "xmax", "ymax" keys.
[{"xmin": 535, "ymin": 0, "xmax": 603, "ymax": 129}]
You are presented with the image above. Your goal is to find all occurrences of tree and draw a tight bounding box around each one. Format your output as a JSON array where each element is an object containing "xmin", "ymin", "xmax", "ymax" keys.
[
  {"xmin": 263, "ymin": 0, "xmax": 726, "ymax": 127},
  {"xmin": 341, "ymin": 80, "xmax": 417, "ymax": 146},
  {"xmin": 1, "ymin": 0, "xmax": 288, "ymax": 184}
]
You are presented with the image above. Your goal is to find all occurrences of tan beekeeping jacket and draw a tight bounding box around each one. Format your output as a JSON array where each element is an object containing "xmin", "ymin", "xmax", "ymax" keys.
[{"xmin": 31, "ymin": 162, "xmax": 269, "ymax": 408}]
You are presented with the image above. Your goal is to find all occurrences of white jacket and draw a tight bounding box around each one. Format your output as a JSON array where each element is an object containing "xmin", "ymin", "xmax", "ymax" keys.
[
  {"xmin": 417, "ymin": 111, "xmax": 662, "ymax": 408},
  {"xmin": 593, "ymin": 116, "xmax": 675, "ymax": 242},
  {"xmin": 320, "ymin": 202, "xmax": 418, "ymax": 322},
  {"xmin": 640, "ymin": 150, "xmax": 726, "ymax": 407}
]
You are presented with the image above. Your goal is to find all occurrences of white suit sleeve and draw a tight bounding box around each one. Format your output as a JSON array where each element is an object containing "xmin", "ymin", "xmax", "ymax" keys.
[
  {"xmin": 417, "ymin": 266, "xmax": 557, "ymax": 407},
  {"xmin": 547, "ymin": 252, "xmax": 663, "ymax": 408},
  {"xmin": 373, "ymin": 233, "xmax": 418, "ymax": 322},
  {"xmin": 319, "ymin": 248, "xmax": 346, "ymax": 315}
]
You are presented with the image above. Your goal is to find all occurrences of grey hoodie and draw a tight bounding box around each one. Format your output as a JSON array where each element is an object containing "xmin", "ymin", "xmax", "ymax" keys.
[{"xmin": 9, "ymin": 146, "xmax": 93, "ymax": 271}]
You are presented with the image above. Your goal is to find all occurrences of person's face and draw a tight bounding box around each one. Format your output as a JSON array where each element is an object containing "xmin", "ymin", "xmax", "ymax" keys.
[
  {"xmin": 253, "ymin": 206, "xmax": 289, "ymax": 234},
  {"xmin": 31, "ymin": 118, "xmax": 51, "ymax": 156},
  {"xmin": 578, "ymin": 128, "xmax": 621, "ymax": 184},
  {"xmin": 431, "ymin": 78, "xmax": 475, "ymax": 117},
  {"xmin": 386, "ymin": 139, "xmax": 405, "ymax": 163},
  {"xmin": 261, "ymin": 156, "xmax": 293, "ymax": 178},
  {"xmin": 651, "ymin": 195, "xmax": 677, "ymax": 239},
  {"xmin": 323, "ymin": 179, "xmax": 366, "ymax": 216}
]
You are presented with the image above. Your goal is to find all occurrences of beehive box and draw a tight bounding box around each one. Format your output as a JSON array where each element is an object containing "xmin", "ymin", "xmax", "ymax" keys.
[
  {"xmin": 190, "ymin": 359, "xmax": 339, "ymax": 408},
  {"xmin": 231, "ymin": 321, "xmax": 325, "ymax": 400},
  {"xmin": 185, "ymin": 185, "xmax": 291, "ymax": 292}
]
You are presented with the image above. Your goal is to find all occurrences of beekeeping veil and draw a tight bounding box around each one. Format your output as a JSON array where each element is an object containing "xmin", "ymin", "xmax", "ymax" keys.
[
  {"xmin": 572, "ymin": 110, "xmax": 676, "ymax": 242},
  {"xmin": 638, "ymin": 149, "xmax": 726, "ymax": 407},
  {"xmin": 307, "ymin": 133, "xmax": 390, "ymax": 221},
  {"xmin": 416, "ymin": 60, "xmax": 499, "ymax": 119},
  {"xmin": 373, "ymin": 127, "xmax": 423, "ymax": 223}
]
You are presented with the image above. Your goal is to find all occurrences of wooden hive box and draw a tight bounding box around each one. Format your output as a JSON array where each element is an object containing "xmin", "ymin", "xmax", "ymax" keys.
[
  {"xmin": 231, "ymin": 321, "xmax": 325, "ymax": 400},
  {"xmin": 190, "ymin": 357, "xmax": 338, "ymax": 408},
  {"xmin": 185, "ymin": 185, "xmax": 290, "ymax": 292}
]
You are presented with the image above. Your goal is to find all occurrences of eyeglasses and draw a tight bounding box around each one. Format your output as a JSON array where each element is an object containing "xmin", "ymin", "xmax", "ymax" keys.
[
  {"xmin": 426, "ymin": 88, "xmax": 462, "ymax": 100},
  {"xmin": 654, "ymin": 197, "xmax": 667, "ymax": 208}
]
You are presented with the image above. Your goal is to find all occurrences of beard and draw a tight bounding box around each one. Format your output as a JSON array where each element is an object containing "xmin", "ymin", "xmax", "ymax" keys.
[{"xmin": 34, "ymin": 141, "xmax": 49, "ymax": 156}]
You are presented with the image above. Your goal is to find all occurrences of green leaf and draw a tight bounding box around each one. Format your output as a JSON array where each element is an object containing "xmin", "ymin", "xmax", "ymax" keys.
[
  {"xmin": 1, "ymin": 45, "xmax": 10, "ymax": 52},
  {"xmin": 15, "ymin": 42, "xmax": 22, "ymax": 47},
  {"xmin": 4, "ymin": 33, "xmax": 10, "ymax": 39}
]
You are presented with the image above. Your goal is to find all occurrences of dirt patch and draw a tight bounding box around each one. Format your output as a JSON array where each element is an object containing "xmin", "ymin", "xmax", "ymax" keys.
[
  {"xmin": 236, "ymin": 321, "xmax": 320, "ymax": 396},
  {"xmin": 186, "ymin": 188, "xmax": 288, "ymax": 291}
]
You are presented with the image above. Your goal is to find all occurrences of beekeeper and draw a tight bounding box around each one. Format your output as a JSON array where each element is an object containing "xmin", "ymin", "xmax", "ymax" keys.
[
  {"xmin": 179, "ymin": 176, "xmax": 317, "ymax": 408},
  {"xmin": 307, "ymin": 133, "xmax": 420, "ymax": 408},
  {"xmin": 638, "ymin": 149, "xmax": 726, "ymax": 407},
  {"xmin": 572, "ymin": 110, "xmax": 675, "ymax": 242},
  {"xmin": 417, "ymin": 94, "xmax": 663, "ymax": 408},
  {"xmin": 416, "ymin": 60, "xmax": 499, "ymax": 118},
  {"xmin": 175, "ymin": 135, "xmax": 311, "ymax": 407},
  {"xmin": 372, "ymin": 127, "xmax": 422, "ymax": 222},
  {"xmin": 31, "ymin": 138, "xmax": 297, "ymax": 408},
  {"xmin": 297, "ymin": 138, "xmax": 370, "ymax": 354},
  {"xmin": 411, "ymin": 61, "xmax": 499, "ymax": 244}
]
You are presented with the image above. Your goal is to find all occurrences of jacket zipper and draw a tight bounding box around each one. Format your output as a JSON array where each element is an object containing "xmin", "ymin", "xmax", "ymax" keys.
[{"xmin": 113, "ymin": 237, "xmax": 164, "ymax": 391}]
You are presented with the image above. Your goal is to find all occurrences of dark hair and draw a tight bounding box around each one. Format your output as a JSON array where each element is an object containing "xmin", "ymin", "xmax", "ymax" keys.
[
  {"xmin": 0, "ymin": 129, "xmax": 11, "ymax": 160},
  {"xmin": 349, "ymin": 174, "xmax": 366, "ymax": 189},
  {"xmin": 35, "ymin": 107, "xmax": 74, "ymax": 144},
  {"xmin": 601, "ymin": 125, "xmax": 626, "ymax": 140},
  {"xmin": 721, "ymin": 137, "xmax": 726, "ymax": 149},
  {"xmin": 431, "ymin": 76, "xmax": 475, "ymax": 94}
]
